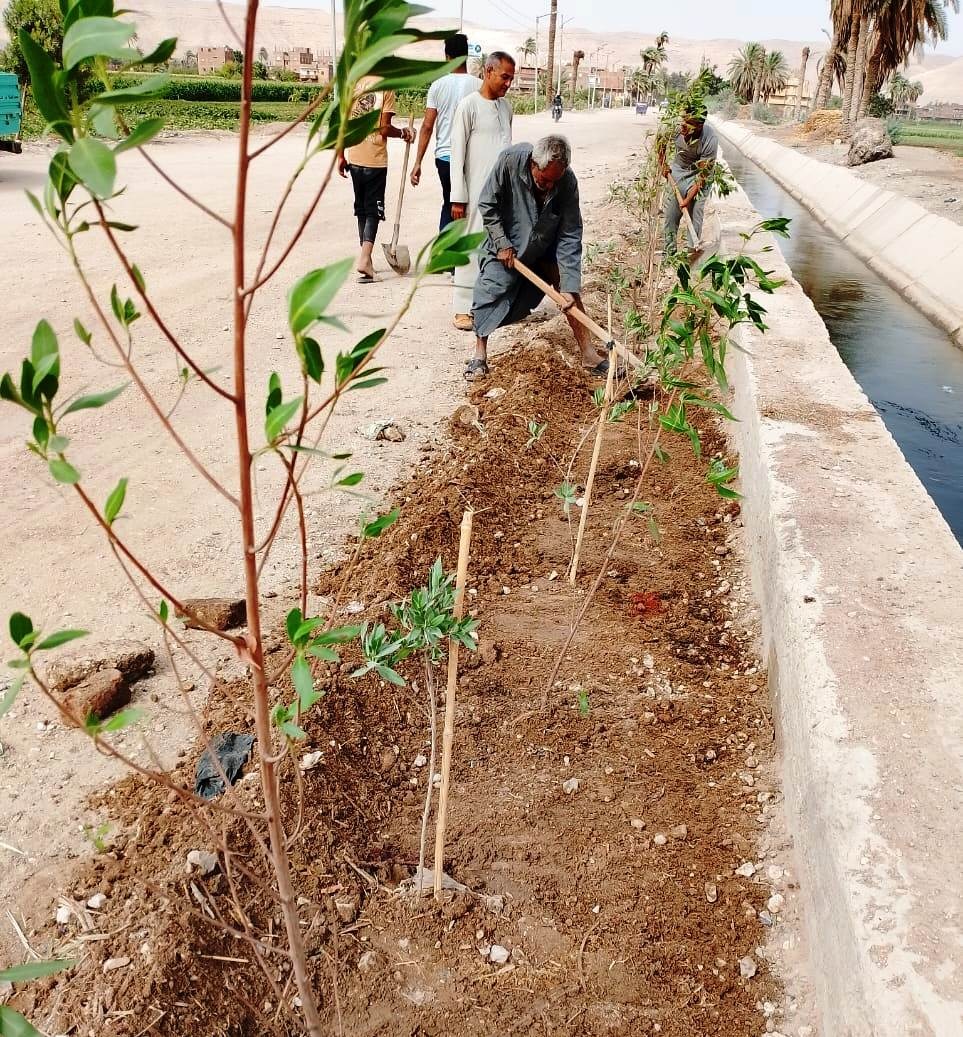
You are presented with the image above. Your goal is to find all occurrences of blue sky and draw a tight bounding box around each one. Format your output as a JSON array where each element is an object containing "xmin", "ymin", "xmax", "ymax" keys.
[{"xmin": 265, "ymin": 0, "xmax": 963, "ymax": 54}]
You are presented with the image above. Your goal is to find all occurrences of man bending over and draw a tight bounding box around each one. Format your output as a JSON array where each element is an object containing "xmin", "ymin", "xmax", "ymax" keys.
[{"xmin": 467, "ymin": 135, "xmax": 607, "ymax": 381}]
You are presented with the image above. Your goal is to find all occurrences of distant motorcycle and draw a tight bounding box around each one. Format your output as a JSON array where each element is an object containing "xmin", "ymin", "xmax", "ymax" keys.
[{"xmin": 552, "ymin": 104, "xmax": 562, "ymax": 122}]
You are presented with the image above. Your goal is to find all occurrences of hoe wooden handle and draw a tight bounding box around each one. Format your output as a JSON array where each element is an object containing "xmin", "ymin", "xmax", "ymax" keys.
[{"xmin": 512, "ymin": 258, "xmax": 644, "ymax": 370}]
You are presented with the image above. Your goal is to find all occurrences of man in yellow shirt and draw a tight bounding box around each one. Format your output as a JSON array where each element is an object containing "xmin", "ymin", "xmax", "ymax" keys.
[{"xmin": 338, "ymin": 80, "xmax": 415, "ymax": 282}]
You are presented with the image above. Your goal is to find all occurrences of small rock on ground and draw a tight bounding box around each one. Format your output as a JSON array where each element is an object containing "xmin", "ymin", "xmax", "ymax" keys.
[
  {"xmin": 42, "ymin": 640, "xmax": 154, "ymax": 696},
  {"xmin": 335, "ymin": 895, "xmax": 360, "ymax": 924},
  {"xmin": 186, "ymin": 850, "xmax": 219, "ymax": 876},
  {"xmin": 63, "ymin": 668, "xmax": 130, "ymax": 722},
  {"xmin": 178, "ymin": 598, "xmax": 247, "ymax": 632},
  {"xmin": 739, "ymin": 956, "xmax": 757, "ymax": 978}
]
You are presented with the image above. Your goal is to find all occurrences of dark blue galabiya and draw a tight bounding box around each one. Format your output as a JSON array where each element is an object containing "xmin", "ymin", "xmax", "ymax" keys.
[{"xmin": 471, "ymin": 142, "xmax": 583, "ymax": 338}]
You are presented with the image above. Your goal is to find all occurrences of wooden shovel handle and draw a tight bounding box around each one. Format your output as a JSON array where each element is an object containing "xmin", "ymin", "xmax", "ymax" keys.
[
  {"xmin": 512, "ymin": 258, "xmax": 644, "ymax": 370},
  {"xmin": 391, "ymin": 113, "xmax": 415, "ymax": 248},
  {"xmin": 667, "ymin": 171, "xmax": 699, "ymax": 243}
]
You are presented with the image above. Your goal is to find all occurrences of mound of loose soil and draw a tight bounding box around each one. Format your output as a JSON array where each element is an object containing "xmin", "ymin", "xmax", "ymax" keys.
[
  {"xmin": 15, "ymin": 320, "xmax": 782, "ymax": 1036},
  {"xmin": 800, "ymin": 109, "xmax": 843, "ymax": 141}
]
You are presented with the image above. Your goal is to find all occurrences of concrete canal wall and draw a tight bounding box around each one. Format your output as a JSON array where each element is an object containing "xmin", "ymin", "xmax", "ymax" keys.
[
  {"xmin": 713, "ymin": 119, "xmax": 963, "ymax": 350},
  {"xmin": 711, "ymin": 176, "xmax": 963, "ymax": 1036}
]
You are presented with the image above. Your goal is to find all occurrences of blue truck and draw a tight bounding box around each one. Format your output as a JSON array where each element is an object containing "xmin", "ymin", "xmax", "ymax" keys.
[{"xmin": 1, "ymin": 72, "xmax": 24, "ymax": 154}]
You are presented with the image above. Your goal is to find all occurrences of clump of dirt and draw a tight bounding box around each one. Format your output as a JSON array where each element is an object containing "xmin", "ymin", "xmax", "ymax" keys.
[
  {"xmin": 800, "ymin": 109, "xmax": 843, "ymax": 141},
  {"xmin": 17, "ymin": 322, "xmax": 781, "ymax": 1037}
]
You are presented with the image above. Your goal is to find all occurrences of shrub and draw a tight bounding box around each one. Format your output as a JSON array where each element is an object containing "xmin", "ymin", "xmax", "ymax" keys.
[
  {"xmin": 708, "ymin": 88, "xmax": 739, "ymax": 120},
  {"xmin": 108, "ymin": 73, "xmax": 325, "ymax": 102},
  {"xmin": 886, "ymin": 116, "xmax": 904, "ymax": 145},
  {"xmin": 868, "ymin": 92, "xmax": 894, "ymax": 118},
  {"xmin": 751, "ymin": 102, "xmax": 779, "ymax": 125}
]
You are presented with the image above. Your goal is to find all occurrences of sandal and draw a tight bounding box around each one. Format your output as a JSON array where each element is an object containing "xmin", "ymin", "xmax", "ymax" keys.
[
  {"xmin": 357, "ymin": 272, "xmax": 375, "ymax": 284},
  {"xmin": 586, "ymin": 358, "xmax": 610, "ymax": 377},
  {"xmin": 463, "ymin": 358, "xmax": 489, "ymax": 382},
  {"xmin": 585, "ymin": 357, "xmax": 627, "ymax": 379}
]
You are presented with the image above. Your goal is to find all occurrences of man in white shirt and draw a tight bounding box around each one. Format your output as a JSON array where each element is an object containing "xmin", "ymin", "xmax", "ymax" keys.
[
  {"xmin": 447, "ymin": 51, "xmax": 515, "ymax": 332},
  {"xmin": 410, "ymin": 34, "xmax": 479, "ymax": 231}
]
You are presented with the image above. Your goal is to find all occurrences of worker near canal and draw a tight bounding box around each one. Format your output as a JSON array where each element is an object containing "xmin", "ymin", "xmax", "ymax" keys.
[
  {"xmin": 466, "ymin": 135, "xmax": 609, "ymax": 381},
  {"xmin": 409, "ymin": 33, "xmax": 480, "ymax": 231},
  {"xmin": 661, "ymin": 100, "xmax": 718, "ymax": 255}
]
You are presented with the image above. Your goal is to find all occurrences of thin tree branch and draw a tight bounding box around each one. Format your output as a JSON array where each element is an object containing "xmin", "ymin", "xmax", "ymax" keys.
[
  {"xmin": 73, "ymin": 483, "xmax": 240, "ymax": 645},
  {"xmin": 242, "ymin": 152, "xmax": 339, "ymax": 296},
  {"xmin": 28, "ymin": 668, "xmax": 264, "ymax": 822},
  {"xmin": 249, "ymin": 87, "xmax": 333, "ymax": 160},
  {"xmin": 68, "ymin": 244, "xmax": 240, "ymax": 508},
  {"xmin": 231, "ymin": 4, "xmax": 325, "ymax": 1033},
  {"xmin": 244, "ymin": 156, "xmax": 309, "ymax": 322},
  {"xmin": 216, "ymin": 1, "xmax": 245, "ymax": 49},
  {"xmin": 138, "ymin": 149, "xmax": 233, "ymax": 230},
  {"xmin": 95, "ymin": 202, "xmax": 237, "ymax": 402},
  {"xmin": 108, "ymin": 544, "xmax": 277, "ymax": 869}
]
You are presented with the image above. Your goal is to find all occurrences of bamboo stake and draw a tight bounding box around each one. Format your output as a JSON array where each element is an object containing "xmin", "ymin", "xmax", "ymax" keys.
[
  {"xmin": 511, "ymin": 258, "xmax": 644, "ymax": 371},
  {"xmin": 569, "ymin": 297, "xmax": 616, "ymax": 585},
  {"xmin": 433, "ymin": 509, "xmax": 474, "ymax": 898}
]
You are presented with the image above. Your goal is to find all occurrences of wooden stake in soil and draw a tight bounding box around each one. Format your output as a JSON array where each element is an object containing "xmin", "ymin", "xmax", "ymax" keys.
[
  {"xmin": 433, "ymin": 509, "xmax": 474, "ymax": 897},
  {"xmin": 569, "ymin": 296, "xmax": 617, "ymax": 586}
]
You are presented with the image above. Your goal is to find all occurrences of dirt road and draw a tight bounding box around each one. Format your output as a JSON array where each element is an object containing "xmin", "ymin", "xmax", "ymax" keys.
[{"xmin": 0, "ymin": 107, "xmax": 648, "ymax": 955}]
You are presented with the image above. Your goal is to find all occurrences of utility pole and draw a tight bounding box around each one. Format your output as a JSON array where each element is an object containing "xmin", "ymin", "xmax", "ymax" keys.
[
  {"xmin": 534, "ymin": 10, "xmax": 552, "ymax": 114},
  {"xmin": 589, "ymin": 44, "xmax": 608, "ymax": 109},
  {"xmin": 545, "ymin": 0, "xmax": 558, "ymax": 109},
  {"xmin": 557, "ymin": 15, "xmax": 574, "ymax": 94},
  {"xmin": 459, "ymin": 0, "xmax": 464, "ymax": 31}
]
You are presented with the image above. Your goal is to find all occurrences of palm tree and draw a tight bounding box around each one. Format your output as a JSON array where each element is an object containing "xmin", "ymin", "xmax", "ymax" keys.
[
  {"xmin": 888, "ymin": 70, "xmax": 911, "ymax": 105},
  {"xmin": 628, "ymin": 66, "xmax": 657, "ymax": 103},
  {"xmin": 758, "ymin": 49, "xmax": 790, "ymax": 101},
  {"xmin": 258, "ymin": 46, "xmax": 269, "ymax": 65},
  {"xmin": 545, "ymin": 1, "xmax": 558, "ymax": 106},
  {"xmin": 837, "ymin": 0, "xmax": 864, "ymax": 128},
  {"xmin": 641, "ymin": 45, "xmax": 667, "ymax": 75},
  {"xmin": 793, "ymin": 46, "xmax": 811, "ymax": 118},
  {"xmin": 570, "ymin": 48, "xmax": 585, "ymax": 105},
  {"xmin": 519, "ymin": 37, "xmax": 535, "ymax": 67},
  {"xmin": 728, "ymin": 42, "xmax": 766, "ymax": 103},
  {"xmin": 815, "ymin": 0, "xmax": 857, "ymax": 110},
  {"xmin": 861, "ymin": 0, "xmax": 959, "ymax": 114}
]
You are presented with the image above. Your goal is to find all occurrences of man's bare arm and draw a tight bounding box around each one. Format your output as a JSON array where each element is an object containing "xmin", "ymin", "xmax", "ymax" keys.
[{"xmin": 410, "ymin": 108, "xmax": 438, "ymax": 186}]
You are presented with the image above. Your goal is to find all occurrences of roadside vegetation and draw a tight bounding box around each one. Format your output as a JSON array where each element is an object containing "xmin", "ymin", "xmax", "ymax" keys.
[
  {"xmin": 0, "ymin": 0, "xmax": 794, "ymax": 1020},
  {"xmin": 889, "ymin": 117, "xmax": 963, "ymax": 155}
]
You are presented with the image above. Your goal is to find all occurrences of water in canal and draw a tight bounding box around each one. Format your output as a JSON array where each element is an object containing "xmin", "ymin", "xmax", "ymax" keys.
[{"xmin": 721, "ymin": 145, "xmax": 963, "ymax": 545}]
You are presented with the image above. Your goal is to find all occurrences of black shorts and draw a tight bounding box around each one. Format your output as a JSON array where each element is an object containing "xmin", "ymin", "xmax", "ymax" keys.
[{"xmin": 349, "ymin": 164, "xmax": 387, "ymax": 221}]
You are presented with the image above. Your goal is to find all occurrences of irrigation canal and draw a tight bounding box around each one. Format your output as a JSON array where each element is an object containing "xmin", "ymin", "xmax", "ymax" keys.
[{"xmin": 722, "ymin": 145, "xmax": 963, "ymax": 545}]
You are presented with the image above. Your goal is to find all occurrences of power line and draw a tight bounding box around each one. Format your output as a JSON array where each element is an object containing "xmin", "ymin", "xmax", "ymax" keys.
[{"xmin": 485, "ymin": 0, "xmax": 533, "ymax": 32}]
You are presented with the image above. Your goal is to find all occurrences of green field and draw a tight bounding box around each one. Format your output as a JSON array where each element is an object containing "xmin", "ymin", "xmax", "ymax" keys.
[
  {"xmin": 894, "ymin": 119, "xmax": 963, "ymax": 156},
  {"xmin": 18, "ymin": 80, "xmax": 615, "ymax": 140},
  {"xmin": 22, "ymin": 98, "xmax": 306, "ymax": 136}
]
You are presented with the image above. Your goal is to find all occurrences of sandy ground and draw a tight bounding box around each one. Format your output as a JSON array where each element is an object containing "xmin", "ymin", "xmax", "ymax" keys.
[
  {"xmin": 753, "ymin": 119, "xmax": 963, "ymax": 227},
  {"xmin": 0, "ymin": 108, "xmax": 649, "ymax": 960}
]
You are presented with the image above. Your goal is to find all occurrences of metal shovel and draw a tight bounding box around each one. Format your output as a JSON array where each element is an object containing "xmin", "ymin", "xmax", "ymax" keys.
[{"xmin": 383, "ymin": 113, "xmax": 414, "ymax": 275}]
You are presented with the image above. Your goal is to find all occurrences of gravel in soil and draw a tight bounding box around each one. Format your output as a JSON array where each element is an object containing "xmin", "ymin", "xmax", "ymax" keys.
[{"xmin": 16, "ymin": 330, "xmax": 781, "ymax": 1036}]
